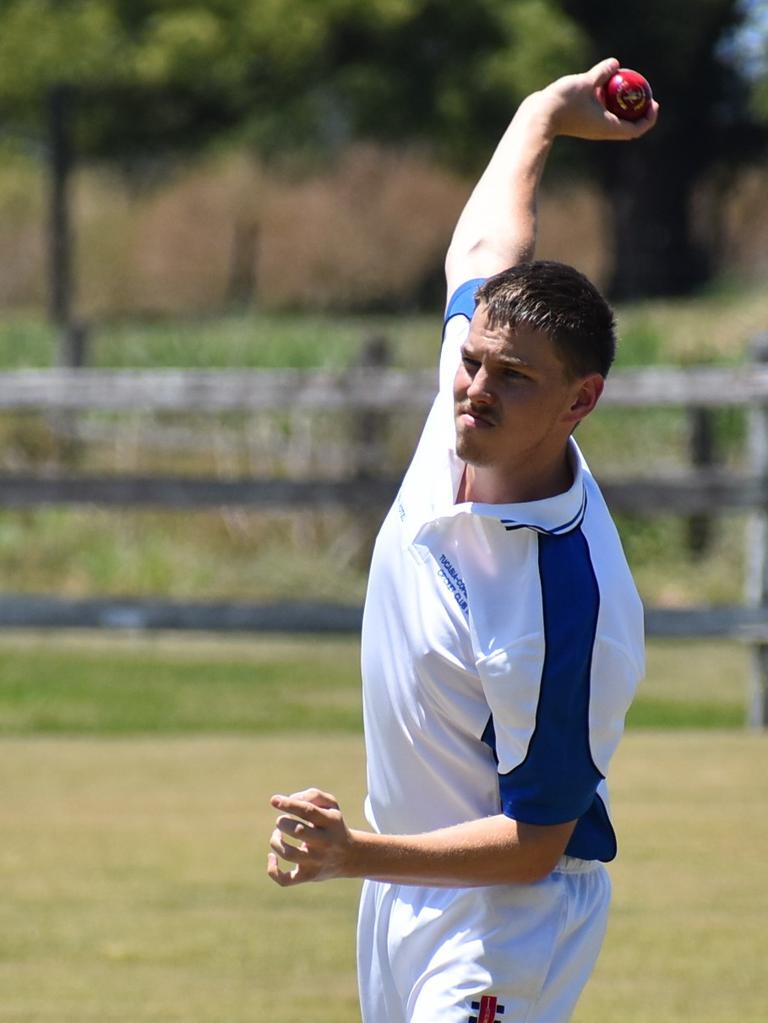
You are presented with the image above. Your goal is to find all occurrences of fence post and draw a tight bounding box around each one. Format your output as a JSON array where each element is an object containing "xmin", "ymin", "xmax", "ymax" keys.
[
  {"xmin": 351, "ymin": 334, "xmax": 392, "ymax": 568},
  {"xmin": 355, "ymin": 334, "xmax": 392, "ymax": 478},
  {"xmin": 48, "ymin": 83, "xmax": 74, "ymax": 332},
  {"xmin": 58, "ymin": 320, "xmax": 89, "ymax": 369},
  {"xmin": 686, "ymin": 406, "xmax": 715, "ymax": 555},
  {"xmin": 745, "ymin": 333, "xmax": 768, "ymax": 729},
  {"xmin": 51, "ymin": 319, "xmax": 89, "ymax": 459}
]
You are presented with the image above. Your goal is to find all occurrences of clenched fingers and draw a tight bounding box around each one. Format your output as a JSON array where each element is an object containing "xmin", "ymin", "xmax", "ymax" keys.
[
  {"xmin": 267, "ymin": 851, "xmax": 303, "ymax": 887},
  {"xmin": 269, "ymin": 826, "xmax": 309, "ymax": 863},
  {"xmin": 274, "ymin": 814, "xmax": 313, "ymax": 841}
]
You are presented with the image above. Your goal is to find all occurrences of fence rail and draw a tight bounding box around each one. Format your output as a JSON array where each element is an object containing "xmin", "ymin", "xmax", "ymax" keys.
[
  {"xmin": 0, "ymin": 469, "xmax": 766, "ymax": 514},
  {"xmin": 1, "ymin": 357, "xmax": 767, "ymax": 726},
  {"xmin": 0, "ymin": 595, "xmax": 765, "ymax": 640},
  {"xmin": 0, "ymin": 363, "xmax": 767, "ymax": 410}
]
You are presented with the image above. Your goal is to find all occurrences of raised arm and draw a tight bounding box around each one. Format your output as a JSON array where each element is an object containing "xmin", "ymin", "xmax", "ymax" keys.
[{"xmin": 444, "ymin": 57, "xmax": 659, "ymax": 300}]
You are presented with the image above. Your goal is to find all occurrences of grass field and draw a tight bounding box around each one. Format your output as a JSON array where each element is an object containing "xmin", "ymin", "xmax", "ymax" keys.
[
  {"xmin": 1, "ymin": 730, "xmax": 766, "ymax": 1023},
  {"xmin": 0, "ymin": 631, "xmax": 765, "ymax": 1020},
  {"xmin": 0, "ymin": 631, "xmax": 751, "ymax": 734}
]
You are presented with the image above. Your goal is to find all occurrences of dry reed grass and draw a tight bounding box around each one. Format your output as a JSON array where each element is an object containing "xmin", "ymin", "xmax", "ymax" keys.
[
  {"xmin": 0, "ymin": 140, "xmax": 765, "ymax": 318},
  {"xmin": 12, "ymin": 144, "xmax": 768, "ymax": 318}
]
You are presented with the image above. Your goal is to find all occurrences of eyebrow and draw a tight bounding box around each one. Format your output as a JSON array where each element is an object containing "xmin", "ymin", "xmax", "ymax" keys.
[
  {"xmin": 497, "ymin": 355, "xmax": 532, "ymax": 369},
  {"xmin": 460, "ymin": 345, "xmax": 534, "ymax": 371}
]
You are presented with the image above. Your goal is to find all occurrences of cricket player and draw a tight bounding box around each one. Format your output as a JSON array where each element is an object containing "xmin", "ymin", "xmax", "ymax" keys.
[{"xmin": 268, "ymin": 58, "xmax": 658, "ymax": 1023}]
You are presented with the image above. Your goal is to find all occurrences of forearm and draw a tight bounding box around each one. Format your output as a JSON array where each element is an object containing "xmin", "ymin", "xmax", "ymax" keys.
[
  {"xmin": 445, "ymin": 93, "xmax": 556, "ymax": 292},
  {"xmin": 346, "ymin": 814, "xmax": 576, "ymax": 887},
  {"xmin": 444, "ymin": 59, "xmax": 659, "ymax": 295},
  {"xmin": 268, "ymin": 789, "xmax": 576, "ymax": 888}
]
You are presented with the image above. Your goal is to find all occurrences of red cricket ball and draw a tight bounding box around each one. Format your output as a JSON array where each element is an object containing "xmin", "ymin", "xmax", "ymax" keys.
[{"xmin": 603, "ymin": 68, "xmax": 652, "ymax": 121}]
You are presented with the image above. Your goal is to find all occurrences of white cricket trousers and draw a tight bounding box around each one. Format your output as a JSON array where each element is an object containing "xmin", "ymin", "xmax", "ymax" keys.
[{"xmin": 357, "ymin": 856, "xmax": 611, "ymax": 1023}]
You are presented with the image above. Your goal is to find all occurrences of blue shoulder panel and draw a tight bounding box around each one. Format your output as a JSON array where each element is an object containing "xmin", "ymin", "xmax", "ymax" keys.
[
  {"xmin": 444, "ymin": 278, "xmax": 487, "ymax": 328},
  {"xmin": 482, "ymin": 528, "xmax": 617, "ymax": 861}
]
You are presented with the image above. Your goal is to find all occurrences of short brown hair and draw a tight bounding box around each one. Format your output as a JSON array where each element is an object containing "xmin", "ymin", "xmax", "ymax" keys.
[{"xmin": 475, "ymin": 261, "xmax": 616, "ymax": 378}]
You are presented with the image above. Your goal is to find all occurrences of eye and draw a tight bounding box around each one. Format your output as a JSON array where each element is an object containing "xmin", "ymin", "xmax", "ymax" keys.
[{"xmin": 461, "ymin": 353, "xmax": 481, "ymax": 370}]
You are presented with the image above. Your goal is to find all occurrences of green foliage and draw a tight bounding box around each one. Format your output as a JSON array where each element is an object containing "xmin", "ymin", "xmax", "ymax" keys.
[
  {"xmin": 0, "ymin": 0, "xmax": 765, "ymax": 298},
  {"xmin": 0, "ymin": 0, "xmax": 342, "ymax": 153},
  {"xmin": 0, "ymin": 1, "xmax": 129, "ymax": 102},
  {"xmin": 303, "ymin": 0, "xmax": 587, "ymax": 168},
  {"xmin": 1, "ymin": 272, "xmax": 763, "ymax": 370},
  {"xmin": 613, "ymin": 320, "xmax": 663, "ymax": 367},
  {"xmin": 0, "ymin": 310, "xmax": 442, "ymax": 369},
  {"xmin": 1, "ymin": 0, "xmax": 760, "ymax": 157},
  {"xmin": 0, "ymin": 0, "xmax": 586, "ymax": 164},
  {"xmin": 484, "ymin": 0, "xmax": 589, "ymax": 97}
]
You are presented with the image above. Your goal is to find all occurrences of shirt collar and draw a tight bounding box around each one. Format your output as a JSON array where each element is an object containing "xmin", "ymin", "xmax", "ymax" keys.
[{"xmin": 428, "ymin": 437, "xmax": 588, "ymax": 537}]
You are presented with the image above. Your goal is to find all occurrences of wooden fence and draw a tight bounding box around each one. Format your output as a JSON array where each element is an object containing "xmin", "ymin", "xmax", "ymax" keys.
[{"xmin": 1, "ymin": 343, "xmax": 768, "ymax": 727}]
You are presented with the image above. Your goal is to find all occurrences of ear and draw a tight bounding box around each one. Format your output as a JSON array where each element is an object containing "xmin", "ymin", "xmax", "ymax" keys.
[{"xmin": 562, "ymin": 373, "xmax": 604, "ymax": 425}]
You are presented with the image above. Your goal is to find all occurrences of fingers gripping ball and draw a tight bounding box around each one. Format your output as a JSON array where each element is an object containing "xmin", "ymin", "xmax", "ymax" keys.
[{"xmin": 602, "ymin": 68, "xmax": 652, "ymax": 121}]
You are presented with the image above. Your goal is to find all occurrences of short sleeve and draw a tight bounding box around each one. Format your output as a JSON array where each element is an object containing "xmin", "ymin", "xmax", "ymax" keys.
[
  {"xmin": 443, "ymin": 278, "xmax": 486, "ymax": 330},
  {"xmin": 439, "ymin": 278, "xmax": 486, "ymax": 394}
]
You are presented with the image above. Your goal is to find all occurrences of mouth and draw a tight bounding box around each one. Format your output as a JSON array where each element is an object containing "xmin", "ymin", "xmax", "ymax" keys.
[{"xmin": 456, "ymin": 406, "xmax": 495, "ymax": 429}]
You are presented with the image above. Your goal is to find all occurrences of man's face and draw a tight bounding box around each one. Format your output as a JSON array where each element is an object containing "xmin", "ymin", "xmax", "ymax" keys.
[{"xmin": 453, "ymin": 304, "xmax": 593, "ymax": 477}]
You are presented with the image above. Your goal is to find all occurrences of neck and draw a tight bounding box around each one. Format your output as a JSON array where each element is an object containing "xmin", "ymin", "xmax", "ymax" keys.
[{"xmin": 458, "ymin": 449, "xmax": 573, "ymax": 505}]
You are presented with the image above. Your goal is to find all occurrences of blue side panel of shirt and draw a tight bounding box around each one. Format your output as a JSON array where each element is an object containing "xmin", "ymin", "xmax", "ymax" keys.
[{"xmin": 482, "ymin": 528, "xmax": 617, "ymax": 862}]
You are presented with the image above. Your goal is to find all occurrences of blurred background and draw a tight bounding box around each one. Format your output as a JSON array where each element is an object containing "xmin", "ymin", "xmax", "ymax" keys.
[
  {"xmin": 2, "ymin": 0, "xmax": 768, "ymax": 315},
  {"xmin": 1, "ymin": 2, "xmax": 767, "ymax": 1022}
]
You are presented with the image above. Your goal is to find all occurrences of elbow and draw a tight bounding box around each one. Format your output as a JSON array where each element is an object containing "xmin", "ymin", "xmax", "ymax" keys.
[
  {"xmin": 510, "ymin": 819, "xmax": 577, "ymax": 883},
  {"xmin": 518, "ymin": 856, "xmax": 560, "ymax": 884},
  {"xmin": 506, "ymin": 852, "xmax": 559, "ymax": 885},
  {"xmin": 445, "ymin": 237, "xmax": 487, "ymax": 281}
]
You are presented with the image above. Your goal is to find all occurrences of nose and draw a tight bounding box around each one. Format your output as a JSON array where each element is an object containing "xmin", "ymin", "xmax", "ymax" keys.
[{"xmin": 466, "ymin": 365, "xmax": 494, "ymax": 406}]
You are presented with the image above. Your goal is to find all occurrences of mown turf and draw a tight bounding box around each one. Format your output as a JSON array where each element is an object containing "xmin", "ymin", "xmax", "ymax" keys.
[
  {"xmin": 0, "ymin": 632, "xmax": 751, "ymax": 734},
  {"xmin": 0, "ymin": 735, "xmax": 366, "ymax": 1023},
  {"xmin": 0, "ymin": 633, "xmax": 363, "ymax": 735},
  {"xmin": 1, "ymin": 732, "xmax": 766, "ymax": 1023},
  {"xmin": 578, "ymin": 730, "xmax": 768, "ymax": 1023}
]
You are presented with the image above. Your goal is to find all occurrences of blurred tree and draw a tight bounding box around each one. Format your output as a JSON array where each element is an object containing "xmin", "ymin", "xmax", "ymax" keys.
[
  {"xmin": 306, "ymin": 0, "xmax": 768, "ymax": 298},
  {"xmin": 328, "ymin": 0, "xmax": 768, "ymax": 297},
  {"xmin": 0, "ymin": 0, "xmax": 350, "ymax": 325},
  {"xmin": 719, "ymin": 0, "xmax": 768, "ymax": 119},
  {"xmin": 308, "ymin": 0, "xmax": 590, "ymax": 167},
  {"xmin": 0, "ymin": 0, "xmax": 586, "ymax": 318},
  {"xmin": 0, "ymin": 1, "xmax": 128, "ymax": 327},
  {"xmin": 0, "ymin": 0, "xmax": 764, "ymax": 306},
  {"xmin": 559, "ymin": 0, "xmax": 768, "ymax": 297}
]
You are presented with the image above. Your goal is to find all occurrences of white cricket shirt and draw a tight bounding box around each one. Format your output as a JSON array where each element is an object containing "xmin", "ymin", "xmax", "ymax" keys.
[{"xmin": 360, "ymin": 279, "xmax": 645, "ymax": 861}]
